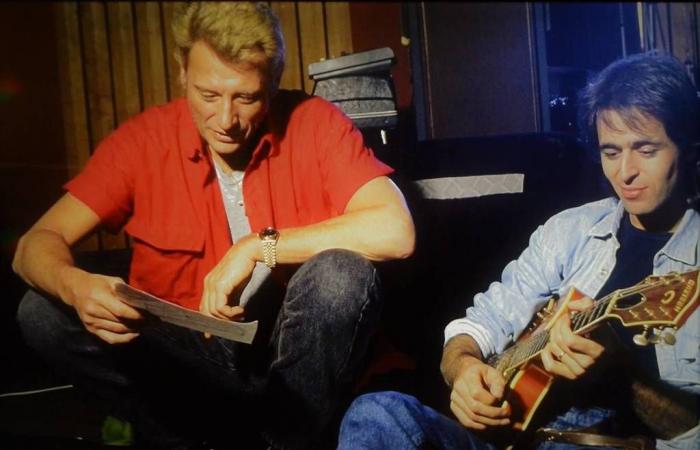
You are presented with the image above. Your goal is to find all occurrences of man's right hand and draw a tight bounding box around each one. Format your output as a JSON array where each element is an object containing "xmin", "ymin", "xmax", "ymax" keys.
[
  {"xmin": 60, "ymin": 267, "xmax": 143, "ymax": 344},
  {"xmin": 12, "ymin": 193, "xmax": 143, "ymax": 344},
  {"xmin": 441, "ymin": 335, "xmax": 511, "ymax": 431},
  {"xmin": 449, "ymin": 356, "xmax": 511, "ymax": 430}
]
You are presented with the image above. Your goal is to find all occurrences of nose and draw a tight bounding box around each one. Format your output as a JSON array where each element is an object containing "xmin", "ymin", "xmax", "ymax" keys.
[
  {"xmin": 619, "ymin": 150, "xmax": 639, "ymax": 184},
  {"xmin": 217, "ymin": 99, "xmax": 238, "ymax": 131}
]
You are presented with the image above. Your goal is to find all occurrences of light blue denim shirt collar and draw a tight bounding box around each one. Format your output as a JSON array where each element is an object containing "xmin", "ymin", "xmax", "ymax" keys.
[
  {"xmin": 587, "ymin": 200, "xmax": 625, "ymax": 239},
  {"xmin": 587, "ymin": 200, "xmax": 699, "ymax": 266},
  {"xmin": 661, "ymin": 207, "xmax": 699, "ymax": 266}
]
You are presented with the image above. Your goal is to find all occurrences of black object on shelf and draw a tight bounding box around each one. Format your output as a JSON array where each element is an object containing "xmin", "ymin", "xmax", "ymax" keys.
[{"xmin": 309, "ymin": 47, "xmax": 398, "ymax": 130}]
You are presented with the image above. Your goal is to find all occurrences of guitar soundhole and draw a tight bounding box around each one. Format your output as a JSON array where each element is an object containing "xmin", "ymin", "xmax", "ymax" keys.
[{"xmin": 614, "ymin": 293, "xmax": 644, "ymax": 309}]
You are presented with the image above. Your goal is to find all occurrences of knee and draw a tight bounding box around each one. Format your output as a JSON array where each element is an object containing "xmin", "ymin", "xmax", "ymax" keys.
[
  {"xmin": 17, "ymin": 289, "xmax": 49, "ymax": 336},
  {"xmin": 340, "ymin": 391, "xmax": 421, "ymax": 437},
  {"xmin": 344, "ymin": 392, "xmax": 406, "ymax": 422},
  {"xmin": 287, "ymin": 250, "xmax": 381, "ymax": 329},
  {"xmin": 16, "ymin": 290, "xmax": 78, "ymax": 355},
  {"xmin": 291, "ymin": 249, "xmax": 378, "ymax": 305}
]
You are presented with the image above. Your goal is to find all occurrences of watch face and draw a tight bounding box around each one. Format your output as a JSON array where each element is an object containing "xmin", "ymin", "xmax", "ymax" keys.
[{"xmin": 260, "ymin": 227, "xmax": 279, "ymax": 240}]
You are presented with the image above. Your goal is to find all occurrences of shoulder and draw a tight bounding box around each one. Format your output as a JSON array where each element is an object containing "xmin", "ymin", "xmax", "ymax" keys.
[
  {"xmin": 117, "ymin": 98, "xmax": 185, "ymax": 134},
  {"xmin": 98, "ymin": 98, "xmax": 188, "ymax": 157},
  {"xmin": 268, "ymin": 90, "xmax": 348, "ymax": 133},
  {"xmin": 541, "ymin": 197, "xmax": 619, "ymax": 234}
]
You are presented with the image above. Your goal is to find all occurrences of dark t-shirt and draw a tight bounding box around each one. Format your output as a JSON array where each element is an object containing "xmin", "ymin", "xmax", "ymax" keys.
[
  {"xmin": 551, "ymin": 214, "xmax": 672, "ymax": 431},
  {"xmin": 596, "ymin": 214, "xmax": 672, "ymax": 379}
]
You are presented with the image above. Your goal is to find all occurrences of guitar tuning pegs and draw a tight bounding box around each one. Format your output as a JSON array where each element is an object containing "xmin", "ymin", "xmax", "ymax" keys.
[
  {"xmin": 646, "ymin": 333, "xmax": 661, "ymax": 345},
  {"xmin": 633, "ymin": 327, "xmax": 650, "ymax": 346},
  {"xmin": 633, "ymin": 326, "xmax": 652, "ymax": 346},
  {"xmin": 661, "ymin": 330, "xmax": 677, "ymax": 346},
  {"xmin": 634, "ymin": 327, "xmax": 677, "ymax": 346}
]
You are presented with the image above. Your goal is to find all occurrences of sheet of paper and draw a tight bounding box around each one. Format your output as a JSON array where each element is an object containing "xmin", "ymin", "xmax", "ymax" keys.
[{"xmin": 115, "ymin": 283, "xmax": 258, "ymax": 344}]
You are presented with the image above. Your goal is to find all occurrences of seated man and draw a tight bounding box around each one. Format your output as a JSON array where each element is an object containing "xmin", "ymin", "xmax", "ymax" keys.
[
  {"xmin": 338, "ymin": 52, "xmax": 699, "ymax": 449},
  {"xmin": 12, "ymin": 3, "xmax": 415, "ymax": 450}
]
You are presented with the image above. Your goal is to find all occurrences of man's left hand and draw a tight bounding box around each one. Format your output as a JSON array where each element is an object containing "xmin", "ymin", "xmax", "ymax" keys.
[
  {"xmin": 541, "ymin": 297, "xmax": 605, "ymax": 380},
  {"xmin": 200, "ymin": 234, "xmax": 257, "ymax": 321}
]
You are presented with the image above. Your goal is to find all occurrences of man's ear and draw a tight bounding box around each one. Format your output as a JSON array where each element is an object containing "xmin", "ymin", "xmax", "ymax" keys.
[{"xmin": 179, "ymin": 65, "xmax": 187, "ymax": 89}]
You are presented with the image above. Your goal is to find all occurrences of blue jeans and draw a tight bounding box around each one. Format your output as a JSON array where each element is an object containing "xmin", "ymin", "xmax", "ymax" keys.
[
  {"xmin": 338, "ymin": 391, "xmax": 619, "ymax": 450},
  {"xmin": 17, "ymin": 249, "xmax": 382, "ymax": 450}
]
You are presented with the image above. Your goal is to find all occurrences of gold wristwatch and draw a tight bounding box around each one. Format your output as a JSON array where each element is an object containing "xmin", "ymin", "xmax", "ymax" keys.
[{"xmin": 258, "ymin": 227, "xmax": 280, "ymax": 268}]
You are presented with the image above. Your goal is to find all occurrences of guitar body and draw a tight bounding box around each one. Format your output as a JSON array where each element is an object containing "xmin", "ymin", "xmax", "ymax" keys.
[
  {"xmin": 503, "ymin": 288, "xmax": 585, "ymax": 431},
  {"xmin": 507, "ymin": 362, "xmax": 553, "ymax": 431}
]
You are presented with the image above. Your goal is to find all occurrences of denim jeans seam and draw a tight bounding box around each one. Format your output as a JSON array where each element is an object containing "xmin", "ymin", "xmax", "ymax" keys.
[{"xmin": 333, "ymin": 266, "xmax": 378, "ymax": 380}]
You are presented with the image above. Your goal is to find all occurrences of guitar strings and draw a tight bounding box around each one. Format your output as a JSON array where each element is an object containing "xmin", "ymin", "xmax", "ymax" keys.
[{"xmin": 498, "ymin": 277, "xmax": 674, "ymax": 372}]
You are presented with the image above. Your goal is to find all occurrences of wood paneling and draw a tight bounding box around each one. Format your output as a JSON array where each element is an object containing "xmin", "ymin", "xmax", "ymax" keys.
[
  {"xmin": 107, "ymin": 2, "xmax": 142, "ymax": 124},
  {"xmin": 54, "ymin": 3, "xmax": 99, "ymax": 251},
  {"xmin": 271, "ymin": 2, "xmax": 303, "ymax": 90},
  {"xmin": 54, "ymin": 3, "xmax": 91, "ymax": 178},
  {"xmin": 325, "ymin": 2, "xmax": 353, "ymax": 59},
  {"xmin": 161, "ymin": 2, "xmax": 186, "ymax": 100},
  {"xmin": 651, "ymin": 3, "xmax": 700, "ymax": 66},
  {"xmin": 79, "ymin": 2, "xmax": 129, "ymax": 250},
  {"xmin": 51, "ymin": 1, "xmax": 352, "ymax": 251},
  {"xmin": 80, "ymin": 2, "xmax": 115, "ymax": 148},
  {"xmin": 134, "ymin": 2, "xmax": 168, "ymax": 109},
  {"xmin": 298, "ymin": 2, "xmax": 328, "ymax": 93}
]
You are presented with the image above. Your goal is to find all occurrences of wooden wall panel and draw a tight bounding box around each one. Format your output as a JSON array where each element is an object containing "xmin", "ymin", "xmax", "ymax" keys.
[
  {"xmin": 161, "ymin": 2, "xmax": 186, "ymax": 100},
  {"xmin": 651, "ymin": 4, "xmax": 675, "ymax": 55},
  {"xmin": 668, "ymin": 3, "xmax": 699, "ymax": 65},
  {"xmin": 134, "ymin": 2, "xmax": 168, "ymax": 109},
  {"xmin": 106, "ymin": 2, "xmax": 142, "ymax": 250},
  {"xmin": 272, "ymin": 2, "xmax": 304, "ymax": 90},
  {"xmin": 298, "ymin": 2, "xmax": 328, "ymax": 93},
  {"xmin": 107, "ymin": 2, "xmax": 142, "ymax": 124},
  {"xmin": 54, "ymin": 3, "xmax": 91, "ymax": 178},
  {"xmin": 325, "ymin": 2, "xmax": 353, "ymax": 59},
  {"xmin": 646, "ymin": 3, "xmax": 700, "ymax": 66},
  {"xmin": 80, "ymin": 2, "xmax": 115, "ymax": 148},
  {"xmin": 54, "ymin": 3, "xmax": 99, "ymax": 252},
  {"xmin": 80, "ymin": 2, "xmax": 129, "ymax": 250}
]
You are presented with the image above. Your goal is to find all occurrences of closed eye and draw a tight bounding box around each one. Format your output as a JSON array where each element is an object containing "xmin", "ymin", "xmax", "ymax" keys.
[
  {"xmin": 235, "ymin": 93, "xmax": 262, "ymax": 104},
  {"xmin": 600, "ymin": 147, "xmax": 621, "ymax": 159},
  {"xmin": 637, "ymin": 146, "xmax": 659, "ymax": 157}
]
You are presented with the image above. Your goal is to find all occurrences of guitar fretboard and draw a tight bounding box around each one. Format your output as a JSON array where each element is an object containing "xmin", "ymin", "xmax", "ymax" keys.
[{"xmin": 492, "ymin": 278, "xmax": 667, "ymax": 376}]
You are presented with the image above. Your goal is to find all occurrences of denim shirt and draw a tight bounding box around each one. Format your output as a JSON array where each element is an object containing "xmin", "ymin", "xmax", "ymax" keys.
[{"xmin": 444, "ymin": 197, "xmax": 700, "ymax": 449}]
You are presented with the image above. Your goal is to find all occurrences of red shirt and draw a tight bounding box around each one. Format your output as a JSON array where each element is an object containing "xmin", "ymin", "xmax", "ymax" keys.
[{"xmin": 65, "ymin": 91, "xmax": 393, "ymax": 310}]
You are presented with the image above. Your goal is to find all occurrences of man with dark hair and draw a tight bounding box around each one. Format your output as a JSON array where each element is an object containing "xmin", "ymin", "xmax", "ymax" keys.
[
  {"xmin": 338, "ymin": 52, "xmax": 700, "ymax": 449},
  {"xmin": 12, "ymin": 3, "xmax": 414, "ymax": 450}
]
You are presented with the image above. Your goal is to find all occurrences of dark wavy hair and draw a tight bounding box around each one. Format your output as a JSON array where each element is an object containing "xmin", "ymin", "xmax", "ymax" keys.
[{"xmin": 578, "ymin": 52, "xmax": 700, "ymax": 203}]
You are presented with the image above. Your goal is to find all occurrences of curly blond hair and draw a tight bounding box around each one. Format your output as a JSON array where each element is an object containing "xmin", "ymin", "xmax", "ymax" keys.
[{"xmin": 172, "ymin": 2, "xmax": 285, "ymax": 90}]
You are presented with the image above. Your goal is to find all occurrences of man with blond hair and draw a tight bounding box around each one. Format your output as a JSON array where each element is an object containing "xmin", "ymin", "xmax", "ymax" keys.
[{"xmin": 13, "ymin": 3, "xmax": 415, "ymax": 449}]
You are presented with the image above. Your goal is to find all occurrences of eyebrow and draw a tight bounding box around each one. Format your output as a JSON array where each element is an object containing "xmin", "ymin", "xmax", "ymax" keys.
[
  {"xmin": 598, "ymin": 139, "xmax": 661, "ymax": 150},
  {"xmin": 193, "ymin": 84, "xmax": 261, "ymax": 97},
  {"xmin": 193, "ymin": 84, "xmax": 219, "ymax": 95}
]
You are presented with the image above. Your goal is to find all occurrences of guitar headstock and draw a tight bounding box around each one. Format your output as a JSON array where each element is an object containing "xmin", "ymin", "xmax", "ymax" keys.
[{"xmin": 606, "ymin": 270, "xmax": 699, "ymax": 334}]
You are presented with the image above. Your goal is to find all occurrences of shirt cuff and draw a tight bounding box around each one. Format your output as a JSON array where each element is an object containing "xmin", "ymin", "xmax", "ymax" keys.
[{"xmin": 443, "ymin": 318, "xmax": 496, "ymax": 359}]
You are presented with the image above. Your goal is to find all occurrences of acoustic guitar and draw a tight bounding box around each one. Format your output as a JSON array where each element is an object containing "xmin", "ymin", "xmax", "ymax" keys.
[{"xmin": 484, "ymin": 269, "xmax": 699, "ymax": 441}]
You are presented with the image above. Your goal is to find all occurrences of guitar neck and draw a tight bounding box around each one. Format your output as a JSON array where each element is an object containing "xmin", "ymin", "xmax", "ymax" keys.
[{"xmin": 491, "ymin": 286, "xmax": 642, "ymax": 376}]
